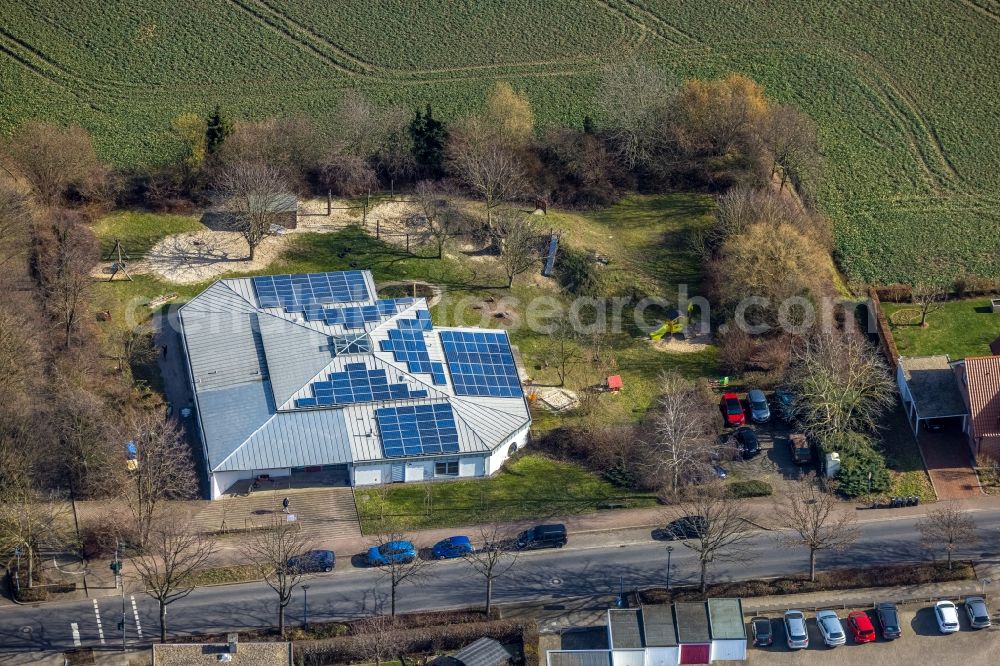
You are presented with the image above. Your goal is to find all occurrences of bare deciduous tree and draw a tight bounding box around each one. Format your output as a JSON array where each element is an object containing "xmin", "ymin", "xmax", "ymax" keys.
[
  {"xmin": 541, "ymin": 312, "xmax": 583, "ymax": 387},
  {"xmin": 216, "ymin": 163, "xmax": 290, "ymax": 260},
  {"xmin": 32, "ymin": 209, "xmax": 98, "ymax": 347},
  {"xmin": 413, "ymin": 180, "xmax": 463, "ymax": 258},
  {"xmin": 1, "ymin": 121, "xmax": 108, "ymax": 205},
  {"xmin": 911, "ymin": 281, "xmax": 949, "ymax": 328},
  {"xmin": 667, "ymin": 491, "xmax": 757, "ymax": 593},
  {"xmin": 130, "ymin": 519, "xmax": 216, "ymax": 642},
  {"xmin": 598, "ymin": 61, "xmax": 677, "ymax": 170},
  {"xmin": 118, "ymin": 411, "xmax": 198, "ymax": 549},
  {"xmin": 462, "ymin": 522, "xmax": 519, "ymax": 616},
  {"xmin": 759, "ymin": 104, "xmax": 822, "ymax": 197},
  {"xmin": 648, "ymin": 373, "xmax": 721, "ymax": 493},
  {"xmin": 240, "ymin": 518, "xmax": 314, "ymax": 637},
  {"xmin": 369, "ymin": 529, "xmax": 428, "ymax": 617},
  {"xmin": 492, "ymin": 208, "xmax": 538, "ymax": 287},
  {"xmin": 787, "ymin": 331, "xmax": 896, "ymax": 441},
  {"xmin": 447, "ymin": 117, "xmax": 526, "ymax": 228},
  {"xmin": 772, "ymin": 473, "xmax": 859, "ymax": 581},
  {"xmin": 916, "ymin": 504, "xmax": 978, "ymax": 570},
  {"xmin": 353, "ymin": 615, "xmax": 403, "ymax": 666},
  {"xmin": 0, "ymin": 489, "xmax": 72, "ymax": 589},
  {"xmin": 0, "ymin": 182, "xmax": 31, "ymax": 270}
]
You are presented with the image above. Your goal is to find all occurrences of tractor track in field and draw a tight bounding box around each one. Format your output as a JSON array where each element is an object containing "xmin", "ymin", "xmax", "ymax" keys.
[
  {"xmin": 955, "ymin": 0, "xmax": 1000, "ymax": 24},
  {"xmin": 590, "ymin": 0, "xmax": 706, "ymax": 50}
]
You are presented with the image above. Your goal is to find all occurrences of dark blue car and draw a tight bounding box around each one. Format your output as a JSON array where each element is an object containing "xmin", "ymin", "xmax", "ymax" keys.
[
  {"xmin": 432, "ymin": 536, "xmax": 474, "ymax": 559},
  {"xmin": 366, "ymin": 540, "xmax": 417, "ymax": 566},
  {"xmin": 286, "ymin": 549, "xmax": 335, "ymax": 573}
]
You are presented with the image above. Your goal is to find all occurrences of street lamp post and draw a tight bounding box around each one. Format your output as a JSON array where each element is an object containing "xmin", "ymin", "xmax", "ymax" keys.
[
  {"xmin": 302, "ymin": 585, "xmax": 310, "ymax": 630},
  {"xmin": 666, "ymin": 546, "xmax": 674, "ymax": 594},
  {"xmin": 981, "ymin": 578, "xmax": 992, "ymax": 596}
]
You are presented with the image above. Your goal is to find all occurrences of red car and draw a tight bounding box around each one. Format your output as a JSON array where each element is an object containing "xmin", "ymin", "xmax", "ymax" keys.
[
  {"xmin": 847, "ymin": 611, "xmax": 876, "ymax": 644},
  {"xmin": 721, "ymin": 393, "xmax": 745, "ymax": 426}
]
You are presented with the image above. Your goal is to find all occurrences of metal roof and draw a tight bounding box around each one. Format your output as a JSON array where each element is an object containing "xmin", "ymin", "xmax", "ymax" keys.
[
  {"xmin": 547, "ymin": 652, "xmax": 611, "ymax": 666},
  {"xmin": 452, "ymin": 637, "xmax": 512, "ymax": 666},
  {"xmin": 707, "ymin": 598, "xmax": 745, "ymax": 640},
  {"xmin": 608, "ymin": 609, "xmax": 644, "ymax": 649},
  {"xmin": 673, "ymin": 602, "xmax": 711, "ymax": 643},
  {"xmin": 899, "ymin": 355, "xmax": 968, "ymax": 419},
  {"xmin": 639, "ymin": 605, "xmax": 677, "ymax": 647},
  {"xmin": 179, "ymin": 272, "xmax": 530, "ymax": 474}
]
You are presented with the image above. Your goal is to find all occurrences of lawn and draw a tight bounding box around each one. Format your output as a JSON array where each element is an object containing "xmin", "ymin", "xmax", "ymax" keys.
[
  {"xmin": 92, "ymin": 210, "xmax": 205, "ymax": 258},
  {"xmin": 883, "ymin": 297, "xmax": 1000, "ymax": 361},
  {"xmin": 878, "ymin": 403, "xmax": 936, "ymax": 501},
  {"xmin": 3, "ymin": 1, "xmax": 998, "ymax": 284},
  {"xmin": 355, "ymin": 453, "xmax": 658, "ymax": 532}
]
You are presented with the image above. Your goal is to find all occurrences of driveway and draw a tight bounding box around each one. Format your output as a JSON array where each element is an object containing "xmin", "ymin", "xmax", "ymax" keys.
[{"xmin": 918, "ymin": 431, "xmax": 982, "ymax": 499}]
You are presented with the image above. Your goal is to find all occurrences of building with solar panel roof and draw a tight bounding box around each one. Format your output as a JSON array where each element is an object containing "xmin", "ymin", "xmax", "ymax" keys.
[{"xmin": 178, "ymin": 270, "xmax": 531, "ymax": 499}]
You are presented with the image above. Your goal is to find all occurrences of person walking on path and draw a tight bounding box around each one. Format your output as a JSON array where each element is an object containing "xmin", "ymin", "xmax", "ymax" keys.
[{"xmin": 282, "ymin": 497, "xmax": 290, "ymax": 513}]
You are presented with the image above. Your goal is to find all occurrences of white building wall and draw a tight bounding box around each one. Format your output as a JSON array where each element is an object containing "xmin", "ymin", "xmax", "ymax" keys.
[
  {"xmin": 405, "ymin": 461, "xmax": 430, "ymax": 482},
  {"xmin": 486, "ymin": 425, "xmax": 530, "ymax": 474},
  {"xmin": 210, "ymin": 471, "xmax": 247, "ymax": 499},
  {"xmin": 353, "ymin": 463, "xmax": 389, "ymax": 486},
  {"xmin": 709, "ymin": 640, "xmax": 746, "ymax": 662},
  {"xmin": 611, "ymin": 651, "xmax": 644, "ymax": 666},
  {"xmin": 643, "ymin": 648, "xmax": 678, "ymax": 666},
  {"xmin": 459, "ymin": 456, "xmax": 484, "ymax": 477}
]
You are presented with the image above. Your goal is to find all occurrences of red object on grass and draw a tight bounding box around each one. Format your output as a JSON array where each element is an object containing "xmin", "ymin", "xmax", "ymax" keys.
[{"xmin": 607, "ymin": 375, "xmax": 623, "ymax": 391}]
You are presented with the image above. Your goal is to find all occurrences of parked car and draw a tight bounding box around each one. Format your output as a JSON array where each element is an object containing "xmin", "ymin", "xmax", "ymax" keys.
[
  {"xmin": 712, "ymin": 464, "xmax": 728, "ymax": 479},
  {"xmin": 287, "ymin": 549, "xmax": 335, "ymax": 573},
  {"xmin": 515, "ymin": 524, "xmax": 567, "ymax": 550},
  {"xmin": 876, "ymin": 602, "xmax": 902, "ymax": 640},
  {"xmin": 750, "ymin": 617, "xmax": 773, "ymax": 647},
  {"xmin": 748, "ymin": 389, "xmax": 771, "ymax": 423},
  {"xmin": 789, "ymin": 433, "xmax": 813, "ymax": 465},
  {"xmin": 432, "ymin": 536, "xmax": 474, "ymax": 559},
  {"xmin": 934, "ymin": 600, "xmax": 960, "ymax": 633},
  {"xmin": 733, "ymin": 427, "xmax": 760, "ymax": 458},
  {"xmin": 847, "ymin": 611, "xmax": 876, "ymax": 644},
  {"xmin": 663, "ymin": 515, "xmax": 708, "ymax": 540},
  {"xmin": 965, "ymin": 596, "xmax": 992, "ymax": 629},
  {"xmin": 783, "ymin": 610, "xmax": 809, "ymax": 649},
  {"xmin": 774, "ymin": 388, "xmax": 795, "ymax": 419},
  {"xmin": 816, "ymin": 610, "xmax": 847, "ymax": 647},
  {"xmin": 366, "ymin": 541, "xmax": 417, "ymax": 566},
  {"xmin": 721, "ymin": 393, "xmax": 745, "ymax": 426}
]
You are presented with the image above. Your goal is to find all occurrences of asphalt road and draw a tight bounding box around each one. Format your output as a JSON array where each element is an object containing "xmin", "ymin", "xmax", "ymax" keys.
[{"xmin": 2, "ymin": 509, "xmax": 999, "ymax": 654}]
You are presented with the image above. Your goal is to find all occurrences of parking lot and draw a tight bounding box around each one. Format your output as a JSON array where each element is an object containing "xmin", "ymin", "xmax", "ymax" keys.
[
  {"xmin": 720, "ymin": 415, "xmax": 812, "ymax": 497},
  {"xmin": 746, "ymin": 602, "xmax": 999, "ymax": 665}
]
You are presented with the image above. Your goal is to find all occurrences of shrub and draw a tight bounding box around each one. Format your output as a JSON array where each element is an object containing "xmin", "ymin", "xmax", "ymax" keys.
[
  {"xmin": 835, "ymin": 446, "xmax": 891, "ymax": 497},
  {"xmin": 554, "ymin": 246, "xmax": 601, "ymax": 296},
  {"xmin": 726, "ymin": 479, "xmax": 772, "ymax": 498}
]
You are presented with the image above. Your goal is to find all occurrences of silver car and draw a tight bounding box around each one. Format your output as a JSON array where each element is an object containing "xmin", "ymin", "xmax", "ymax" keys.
[
  {"xmin": 816, "ymin": 610, "xmax": 847, "ymax": 647},
  {"xmin": 784, "ymin": 610, "xmax": 809, "ymax": 649},
  {"xmin": 965, "ymin": 596, "xmax": 992, "ymax": 629},
  {"xmin": 748, "ymin": 389, "xmax": 770, "ymax": 423}
]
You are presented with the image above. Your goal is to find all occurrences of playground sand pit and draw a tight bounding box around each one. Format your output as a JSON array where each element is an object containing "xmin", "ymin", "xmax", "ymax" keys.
[
  {"xmin": 146, "ymin": 229, "xmax": 285, "ymax": 284},
  {"xmin": 532, "ymin": 387, "xmax": 579, "ymax": 412},
  {"xmin": 651, "ymin": 334, "xmax": 714, "ymax": 353}
]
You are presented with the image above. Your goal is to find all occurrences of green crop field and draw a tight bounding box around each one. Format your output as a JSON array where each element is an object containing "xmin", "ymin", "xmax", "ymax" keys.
[{"xmin": 2, "ymin": 0, "xmax": 998, "ymax": 284}]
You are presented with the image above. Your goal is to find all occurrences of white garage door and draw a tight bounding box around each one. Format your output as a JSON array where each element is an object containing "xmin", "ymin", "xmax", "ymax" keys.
[{"xmin": 404, "ymin": 463, "xmax": 426, "ymax": 482}]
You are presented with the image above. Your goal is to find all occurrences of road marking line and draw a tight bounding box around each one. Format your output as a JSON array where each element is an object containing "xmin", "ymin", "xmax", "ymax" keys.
[
  {"xmin": 92, "ymin": 599, "xmax": 105, "ymax": 645},
  {"xmin": 70, "ymin": 622, "xmax": 81, "ymax": 647},
  {"xmin": 131, "ymin": 595, "xmax": 143, "ymax": 637}
]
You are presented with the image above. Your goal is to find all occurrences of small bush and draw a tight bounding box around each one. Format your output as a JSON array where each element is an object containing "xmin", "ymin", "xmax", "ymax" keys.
[
  {"xmin": 13, "ymin": 585, "xmax": 48, "ymax": 602},
  {"xmin": 836, "ymin": 446, "xmax": 891, "ymax": 497},
  {"xmin": 726, "ymin": 479, "xmax": 772, "ymax": 498},
  {"xmin": 554, "ymin": 246, "xmax": 601, "ymax": 296}
]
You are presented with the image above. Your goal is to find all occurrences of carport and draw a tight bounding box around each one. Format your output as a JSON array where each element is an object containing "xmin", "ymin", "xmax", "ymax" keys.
[{"xmin": 897, "ymin": 356, "xmax": 969, "ymax": 436}]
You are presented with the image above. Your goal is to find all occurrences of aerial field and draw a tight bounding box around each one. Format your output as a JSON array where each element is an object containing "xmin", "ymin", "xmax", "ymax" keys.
[{"xmin": 1, "ymin": 0, "xmax": 998, "ymax": 283}]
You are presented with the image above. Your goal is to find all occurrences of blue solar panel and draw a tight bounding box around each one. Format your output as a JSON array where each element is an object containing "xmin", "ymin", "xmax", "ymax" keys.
[
  {"xmin": 253, "ymin": 272, "xmax": 369, "ymax": 309},
  {"xmin": 380, "ymin": 326, "xmax": 436, "ymax": 376},
  {"xmin": 439, "ymin": 331, "xmax": 522, "ymax": 397},
  {"xmin": 302, "ymin": 299, "xmax": 413, "ymax": 328},
  {"xmin": 294, "ymin": 364, "xmax": 427, "ymax": 408},
  {"xmin": 376, "ymin": 403, "xmax": 460, "ymax": 458}
]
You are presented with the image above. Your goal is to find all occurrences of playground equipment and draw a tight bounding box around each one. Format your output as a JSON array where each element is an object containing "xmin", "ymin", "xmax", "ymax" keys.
[
  {"xmin": 541, "ymin": 231, "xmax": 559, "ymax": 277},
  {"xmin": 649, "ymin": 308, "xmax": 685, "ymax": 340}
]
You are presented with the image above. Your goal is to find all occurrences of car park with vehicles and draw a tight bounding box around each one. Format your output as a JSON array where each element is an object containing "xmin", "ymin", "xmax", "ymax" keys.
[
  {"xmin": 964, "ymin": 596, "xmax": 992, "ymax": 629},
  {"xmin": 733, "ymin": 427, "xmax": 760, "ymax": 458},
  {"xmin": 877, "ymin": 602, "xmax": 902, "ymax": 640},
  {"xmin": 286, "ymin": 549, "xmax": 335, "ymax": 573},
  {"xmin": 751, "ymin": 617, "xmax": 773, "ymax": 647},
  {"xmin": 934, "ymin": 600, "xmax": 960, "ymax": 633},
  {"xmin": 748, "ymin": 389, "xmax": 771, "ymax": 423},
  {"xmin": 663, "ymin": 515, "xmax": 708, "ymax": 540},
  {"xmin": 847, "ymin": 611, "xmax": 877, "ymax": 644},
  {"xmin": 432, "ymin": 536, "xmax": 474, "ymax": 559},
  {"xmin": 721, "ymin": 393, "xmax": 745, "ymax": 426},
  {"xmin": 816, "ymin": 610, "xmax": 847, "ymax": 647},
  {"xmin": 515, "ymin": 523, "xmax": 567, "ymax": 550},
  {"xmin": 366, "ymin": 540, "xmax": 417, "ymax": 566},
  {"xmin": 784, "ymin": 610, "xmax": 809, "ymax": 649}
]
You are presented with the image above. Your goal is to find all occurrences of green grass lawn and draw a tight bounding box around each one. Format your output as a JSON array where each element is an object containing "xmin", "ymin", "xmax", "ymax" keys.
[
  {"xmin": 878, "ymin": 403, "xmax": 936, "ymax": 501},
  {"xmin": 884, "ymin": 297, "xmax": 1000, "ymax": 361},
  {"xmin": 355, "ymin": 453, "xmax": 658, "ymax": 532},
  {"xmin": 92, "ymin": 210, "xmax": 205, "ymax": 258}
]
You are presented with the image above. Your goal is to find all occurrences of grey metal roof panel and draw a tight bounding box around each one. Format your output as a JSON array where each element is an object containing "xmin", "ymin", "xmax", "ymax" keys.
[
  {"xmin": 198, "ymin": 381, "xmax": 275, "ymax": 471},
  {"xmin": 640, "ymin": 605, "xmax": 677, "ymax": 647},
  {"xmin": 707, "ymin": 598, "xmax": 746, "ymax": 640},
  {"xmin": 216, "ymin": 407, "xmax": 353, "ymax": 471},
  {"xmin": 450, "ymin": 397, "xmax": 529, "ymax": 449},
  {"xmin": 547, "ymin": 652, "xmax": 610, "ymax": 666},
  {"xmin": 608, "ymin": 609, "xmax": 644, "ymax": 649},
  {"xmin": 452, "ymin": 637, "xmax": 511, "ymax": 666},
  {"xmin": 673, "ymin": 602, "xmax": 711, "ymax": 643},
  {"xmin": 181, "ymin": 310, "xmax": 266, "ymax": 391},
  {"xmin": 181, "ymin": 280, "xmax": 257, "ymax": 314},
  {"xmin": 899, "ymin": 355, "xmax": 968, "ymax": 419},
  {"xmin": 256, "ymin": 314, "xmax": 335, "ymax": 408}
]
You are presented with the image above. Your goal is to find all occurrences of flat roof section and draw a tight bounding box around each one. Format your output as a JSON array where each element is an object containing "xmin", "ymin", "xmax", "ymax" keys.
[
  {"xmin": 547, "ymin": 651, "xmax": 611, "ymax": 666},
  {"xmin": 607, "ymin": 609, "xmax": 644, "ymax": 649},
  {"xmin": 639, "ymin": 604, "xmax": 677, "ymax": 647},
  {"xmin": 899, "ymin": 355, "xmax": 968, "ymax": 419},
  {"xmin": 673, "ymin": 602, "xmax": 711, "ymax": 643},
  {"xmin": 707, "ymin": 598, "xmax": 746, "ymax": 640}
]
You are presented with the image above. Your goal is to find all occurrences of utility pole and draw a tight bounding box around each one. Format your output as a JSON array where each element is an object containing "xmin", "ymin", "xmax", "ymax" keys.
[
  {"xmin": 302, "ymin": 585, "xmax": 310, "ymax": 630},
  {"xmin": 666, "ymin": 546, "xmax": 674, "ymax": 594},
  {"xmin": 111, "ymin": 542, "xmax": 125, "ymax": 651}
]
